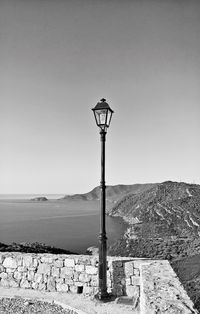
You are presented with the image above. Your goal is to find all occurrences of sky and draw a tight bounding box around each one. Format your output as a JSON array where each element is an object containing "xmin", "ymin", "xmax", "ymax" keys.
[{"xmin": 1, "ymin": 0, "xmax": 200, "ymax": 194}]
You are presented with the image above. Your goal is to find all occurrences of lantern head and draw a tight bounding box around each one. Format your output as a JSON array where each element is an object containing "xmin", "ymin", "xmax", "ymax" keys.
[{"xmin": 92, "ymin": 98, "xmax": 114, "ymax": 131}]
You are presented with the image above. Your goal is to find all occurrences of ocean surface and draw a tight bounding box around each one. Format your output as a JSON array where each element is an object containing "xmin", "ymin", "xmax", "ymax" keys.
[{"xmin": 0, "ymin": 195, "xmax": 127, "ymax": 253}]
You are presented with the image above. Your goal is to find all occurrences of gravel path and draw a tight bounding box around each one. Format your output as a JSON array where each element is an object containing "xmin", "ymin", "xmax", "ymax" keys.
[{"xmin": 0, "ymin": 297, "xmax": 78, "ymax": 314}]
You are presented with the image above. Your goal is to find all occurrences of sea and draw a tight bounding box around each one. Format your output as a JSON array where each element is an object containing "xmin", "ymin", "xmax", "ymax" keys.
[{"xmin": 0, "ymin": 194, "xmax": 127, "ymax": 253}]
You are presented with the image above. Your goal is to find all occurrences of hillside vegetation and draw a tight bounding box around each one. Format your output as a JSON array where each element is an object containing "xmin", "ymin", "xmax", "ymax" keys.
[
  {"xmin": 107, "ymin": 181, "xmax": 200, "ymax": 312},
  {"xmin": 108, "ymin": 181, "xmax": 200, "ymax": 236},
  {"xmin": 61, "ymin": 183, "xmax": 154, "ymax": 204}
]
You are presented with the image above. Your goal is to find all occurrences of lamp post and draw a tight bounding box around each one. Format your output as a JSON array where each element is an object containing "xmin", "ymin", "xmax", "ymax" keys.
[{"xmin": 92, "ymin": 98, "xmax": 114, "ymax": 300}]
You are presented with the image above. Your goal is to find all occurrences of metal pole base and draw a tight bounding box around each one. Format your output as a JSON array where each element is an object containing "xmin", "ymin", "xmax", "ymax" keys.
[{"xmin": 94, "ymin": 292, "xmax": 112, "ymax": 302}]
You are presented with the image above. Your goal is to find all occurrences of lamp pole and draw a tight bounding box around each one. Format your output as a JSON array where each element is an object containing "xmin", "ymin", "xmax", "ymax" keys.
[
  {"xmin": 99, "ymin": 128, "xmax": 107, "ymax": 299},
  {"xmin": 92, "ymin": 98, "xmax": 114, "ymax": 301}
]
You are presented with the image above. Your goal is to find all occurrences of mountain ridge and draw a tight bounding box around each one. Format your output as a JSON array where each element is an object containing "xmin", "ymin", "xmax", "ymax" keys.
[{"xmin": 61, "ymin": 183, "xmax": 155, "ymax": 204}]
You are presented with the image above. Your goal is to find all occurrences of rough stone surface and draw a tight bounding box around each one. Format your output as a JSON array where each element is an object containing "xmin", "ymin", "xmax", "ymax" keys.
[
  {"xmin": 3, "ymin": 257, "xmax": 17, "ymax": 269},
  {"xmin": 64, "ymin": 259, "xmax": 75, "ymax": 268},
  {"xmin": 142, "ymin": 260, "xmax": 198, "ymax": 313},
  {"xmin": 37, "ymin": 263, "xmax": 51, "ymax": 275},
  {"xmin": 85, "ymin": 266, "xmax": 97, "ymax": 275},
  {"xmin": 0, "ymin": 253, "xmax": 197, "ymax": 313}
]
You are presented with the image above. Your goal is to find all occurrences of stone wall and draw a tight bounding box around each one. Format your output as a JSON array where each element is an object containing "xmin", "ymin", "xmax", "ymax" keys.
[{"xmin": 0, "ymin": 253, "xmax": 197, "ymax": 313}]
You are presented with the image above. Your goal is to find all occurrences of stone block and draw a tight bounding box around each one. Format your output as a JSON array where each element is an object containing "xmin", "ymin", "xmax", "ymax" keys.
[
  {"xmin": 60, "ymin": 267, "xmax": 73, "ymax": 278},
  {"xmin": 64, "ymin": 278, "xmax": 74, "ymax": 285},
  {"xmin": 73, "ymin": 272, "xmax": 79, "ymax": 281},
  {"xmin": 93, "ymin": 286, "xmax": 98, "ymax": 295},
  {"xmin": 54, "ymin": 259, "xmax": 64, "ymax": 268},
  {"xmin": 75, "ymin": 256, "xmax": 91, "ymax": 265},
  {"xmin": 56, "ymin": 278, "xmax": 64, "ymax": 284},
  {"xmin": 64, "ymin": 258, "xmax": 75, "ymax": 268},
  {"xmin": 38, "ymin": 282, "xmax": 46, "ymax": 291},
  {"xmin": 16, "ymin": 256, "xmax": 23, "ymax": 267},
  {"xmin": 75, "ymin": 264, "xmax": 85, "ymax": 272},
  {"xmin": 23, "ymin": 256, "xmax": 33, "ymax": 267},
  {"xmin": 22, "ymin": 273, "xmax": 28, "ymax": 280},
  {"xmin": 79, "ymin": 273, "xmax": 90, "ymax": 283},
  {"xmin": 34, "ymin": 273, "xmax": 43, "ymax": 284},
  {"xmin": 41, "ymin": 256, "xmax": 53, "ymax": 264},
  {"xmin": 91, "ymin": 258, "xmax": 98, "ymax": 267},
  {"xmin": 14, "ymin": 271, "xmax": 23, "ymax": 281},
  {"xmin": 124, "ymin": 262, "xmax": 134, "ymax": 277},
  {"xmin": 0, "ymin": 279, "xmax": 10, "ymax": 287},
  {"xmin": 47, "ymin": 277, "xmax": 56, "ymax": 292},
  {"xmin": 6, "ymin": 268, "xmax": 15, "ymax": 273},
  {"xmin": 107, "ymin": 279, "xmax": 112, "ymax": 288},
  {"xmin": 0, "ymin": 265, "xmax": 4, "ymax": 272},
  {"xmin": 20, "ymin": 279, "xmax": 31, "ymax": 289},
  {"xmin": 133, "ymin": 261, "xmax": 142, "ymax": 268},
  {"xmin": 131, "ymin": 276, "xmax": 140, "ymax": 286},
  {"xmin": 83, "ymin": 286, "xmax": 94, "ymax": 295},
  {"xmin": 69, "ymin": 285, "xmax": 77, "ymax": 293},
  {"xmin": 3, "ymin": 257, "xmax": 17, "ymax": 269},
  {"xmin": 0, "ymin": 272, "xmax": 7, "ymax": 279},
  {"xmin": 126, "ymin": 285, "xmax": 140, "ymax": 299},
  {"xmin": 7, "ymin": 273, "xmax": 14, "ymax": 280},
  {"xmin": 107, "ymin": 271, "xmax": 112, "ymax": 279},
  {"xmin": 33, "ymin": 259, "xmax": 38, "ymax": 268},
  {"xmin": 27, "ymin": 270, "xmax": 35, "ymax": 281},
  {"xmin": 43, "ymin": 274, "xmax": 48, "ymax": 283},
  {"xmin": 75, "ymin": 281, "xmax": 84, "ymax": 287},
  {"xmin": 18, "ymin": 266, "xmax": 27, "ymax": 272},
  {"xmin": 32, "ymin": 282, "xmax": 38, "ymax": 290},
  {"xmin": 37, "ymin": 263, "xmax": 51, "ymax": 274},
  {"xmin": 0, "ymin": 255, "xmax": 4, "ymax": 264},
  {"xmin": 133, "ymin": 268, "xmax": 140, "ymax": 276},
  {"xmin": 85, "ymin": 266, "xmax": 97, "ymax": 275},
  {"xmin": 9, "ymin": 279, "xmax": 19, "ymax": 288},
  {"xmin": 126, "ymin": 278, "xmax": 131, "ymax": 286},
  {"xmin": 56, "ymin": 283, "xmax": 69, "ymax": 292},
  {"xmin": 51, "ymin": 266, "xmax": 60, "ymax": 277}
]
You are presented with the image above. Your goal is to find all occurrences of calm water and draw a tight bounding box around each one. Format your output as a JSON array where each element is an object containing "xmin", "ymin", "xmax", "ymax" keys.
[{"xmin": 0, "ymin": 198, "xmax": 126, "ymax": 253}]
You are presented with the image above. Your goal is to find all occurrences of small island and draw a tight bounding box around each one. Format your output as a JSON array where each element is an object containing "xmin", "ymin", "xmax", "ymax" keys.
[{"xmin": 31, "ymin": 197, "xmax": 48, "ymax": 201}]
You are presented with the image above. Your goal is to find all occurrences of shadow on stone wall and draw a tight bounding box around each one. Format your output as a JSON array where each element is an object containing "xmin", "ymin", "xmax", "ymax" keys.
[{"xmin": 111, "ymin": 260, "xmax": 140, "ymax": 310}]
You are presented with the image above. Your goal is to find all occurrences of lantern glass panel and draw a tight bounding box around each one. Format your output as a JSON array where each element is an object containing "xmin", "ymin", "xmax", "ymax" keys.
[
  {"xmin": 107, "ymin": 110, "xmax": 112, "ymax": 127},
  {"xmin": 95, "ymin": 109, "xmax": 108, "ymax": 126}
]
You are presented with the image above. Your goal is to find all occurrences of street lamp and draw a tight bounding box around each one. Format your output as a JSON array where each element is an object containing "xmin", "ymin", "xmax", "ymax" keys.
[{"xmin": 92, "ymin": 98, "xmax": 114, "ymax": 300}]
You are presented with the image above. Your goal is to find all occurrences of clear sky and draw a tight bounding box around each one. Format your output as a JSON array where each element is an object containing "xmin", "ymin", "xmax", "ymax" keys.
[{"xmin": 1, "ymin": 0, "xmax": 200, "ymax": 194}]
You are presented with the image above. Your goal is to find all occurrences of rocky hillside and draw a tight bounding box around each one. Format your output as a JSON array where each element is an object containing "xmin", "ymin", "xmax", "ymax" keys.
[
  {"xmin": 0, "ymin": 242, "xmax": 76, "ymax": 254},
  {"xmin": 107, "ymin": 181, "xmax": 200, "ymax": 312},
  {"xmin": 108, "ymin": 181, "xmax": 200, "ymax": 237},
  {"xmin": 62, "ymin": 183, "xmax": 154, "ymax": 204}
]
